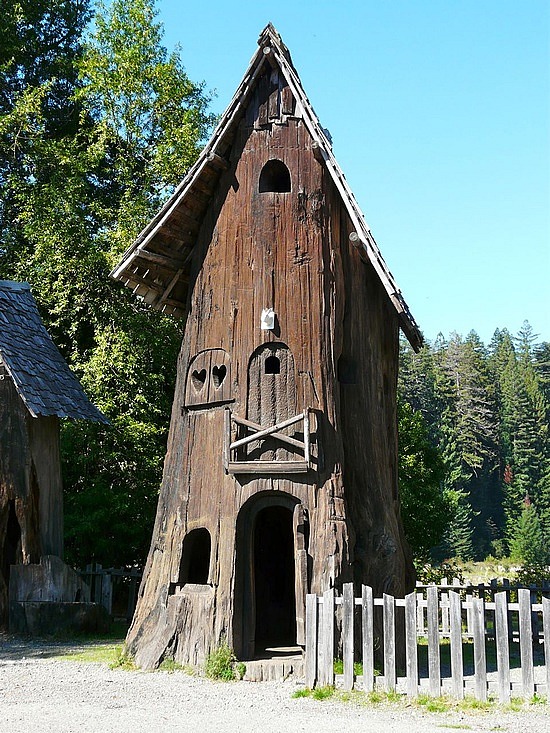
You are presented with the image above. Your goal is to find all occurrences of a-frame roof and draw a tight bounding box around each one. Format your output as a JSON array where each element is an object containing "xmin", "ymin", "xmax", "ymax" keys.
[
  {"xmin": 0, "ymin": 281, "xmax": 107, "ymax": 422},
  {"xmin": 111, "ymin": 24, "xmax": 423, "ymax": 351}
]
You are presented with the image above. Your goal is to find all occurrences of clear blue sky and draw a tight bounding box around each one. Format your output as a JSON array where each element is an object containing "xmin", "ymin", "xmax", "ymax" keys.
[{"xmin": 154, "ymin": 0, "xmax": 549, "ymax": 346}]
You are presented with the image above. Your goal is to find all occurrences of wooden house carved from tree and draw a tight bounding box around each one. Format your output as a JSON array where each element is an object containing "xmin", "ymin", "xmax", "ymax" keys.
[
  {"xmin": 0, "ymin": 281, "xmax": 107, "ymax": 627},
  {"xmin": 112, "ymin": 24, "xmax": 423, "ymax": 668}
]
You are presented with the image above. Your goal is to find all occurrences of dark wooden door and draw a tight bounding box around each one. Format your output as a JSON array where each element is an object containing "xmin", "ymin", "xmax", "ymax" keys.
[{"xmin": 247, "ymin": 343, "xmax": 296, "ymax": 461}]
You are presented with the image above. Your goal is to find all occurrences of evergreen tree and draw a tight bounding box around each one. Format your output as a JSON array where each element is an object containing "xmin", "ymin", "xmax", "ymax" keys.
[
  {"xmin": 397, "ymin": 401, "xmax": 454, "ymax": 560},
  {"xmin": 0, "ymin": 0, "xmax": 214, "ymax": 566}
]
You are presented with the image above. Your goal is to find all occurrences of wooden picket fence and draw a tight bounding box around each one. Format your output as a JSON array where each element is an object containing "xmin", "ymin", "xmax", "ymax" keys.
[
  {"xmin": 305, "ymin": 584, "xmax": 550, "ymax": 702},
  {"xmin": 78, "ymin": 564, "xmax": 142, "ymax": 621}
]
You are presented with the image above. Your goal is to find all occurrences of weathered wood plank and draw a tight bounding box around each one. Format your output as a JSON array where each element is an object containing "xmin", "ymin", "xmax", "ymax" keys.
[
  {"xmin": 495, "ymin": 591, "xmax": 511, "ymax": 704},
  {"xmin": 321, "ymin": 589, "xmax": 335, "ymax": 687},
  {"xmin": 543, "ymin": 596, "xmax": 550, "ymax": 703},
  {"xmin": 305, "ymin": 593, "xmax": 317, "ymax": 689},
  {"xmin": 427, "ymin": 586, "xmax": 441, "ymax": 697},
  {"xmin": 383, "ymin": 593, "xmax": 396, "ymax": 693},
  {"xmin": 405, "ymin": 591, "xmax": 418, "ymax": 698},
  {"xmin": 449, "ymin": 591, "xmax": 464, "ymax": 700},
  {"xmin": 342, "ymin": 583, "xmax": 354, "ymax": 691},
  {"xmin": 472, "ymin": 596, "xmax": 487, "ymax": 702},
  {"xmin": 227, "ymin": 460, "xmax": 309, "ymax": 474},
  {"xmin": 518, "ymin": 588, "xmax": 535, "ymax": 698},
  {"xmin": 362, "ymin": 585, "xmax": 374, "ymax": 693}
]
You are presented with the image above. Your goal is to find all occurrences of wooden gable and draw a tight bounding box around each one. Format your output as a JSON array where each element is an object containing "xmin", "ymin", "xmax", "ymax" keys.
[{"xmin": 111, "ymin": 24, "xmax": 422, "ymax": 352}]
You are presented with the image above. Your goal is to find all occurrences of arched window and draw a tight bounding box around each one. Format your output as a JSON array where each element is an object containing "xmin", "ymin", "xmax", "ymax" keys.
[
  {"xmin": 178, "ymin": 528, "xmax": 211, "ymax": 585},
  {"xmin": 259, "ymin": 160, "xmax": 291, "ymax": 193}
]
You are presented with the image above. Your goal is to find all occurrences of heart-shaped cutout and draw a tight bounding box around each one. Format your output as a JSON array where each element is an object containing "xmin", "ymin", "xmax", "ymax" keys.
[
  {"xmin": 191, "ymin": 368, "xmax": 207, "ymax": 392},
  {"xmin": 212, "ymin": 364, "xmax": 227, "ymax": 389}
]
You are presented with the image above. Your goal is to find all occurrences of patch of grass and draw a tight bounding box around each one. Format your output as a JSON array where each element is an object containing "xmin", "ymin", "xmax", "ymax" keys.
[
  {"xmin": 333, "ymin": 658, "xmax": 364, "ymax": 677},
  {"xmin": 158, "ymin": 656, "xmax": 186, "ymax": 673},
  {"xmin": 438, "ymin": 725, "xmax": 472, "ymax": 730},
  {"xmin": 204, "ymin": 639, "xmax": 240, "ymax": 681},
  {"xmin": 53, "ymin": 642, "xmax": 122, "ymax": 665},
  {"xmin": 366, "ymin": 689, "xmax": 385, "ymax": 704},
  {"xmin": 505, "ymin": 697, "xmax": 525, "ymax": 712},
  {"xmin": 416, "ymin": 693, "xmax": 452, "ymax": 713},
  {"xmin": 530, "ymin": 693, "xmax": 547, "ymax": 705},
  {"xmin": 109, "ymin": 646, "xmax": 136, "ymax": 670},
  {"xmin": 292, "ymin": 687, "xmax": 312, "ymax": 698},
  {"xmin": 312, "ymin": 685, "xmax": 335, "ymax": 700},
  {"xmin": 456, "ymin": 695, "xmax": 493, "ymax": 712}
]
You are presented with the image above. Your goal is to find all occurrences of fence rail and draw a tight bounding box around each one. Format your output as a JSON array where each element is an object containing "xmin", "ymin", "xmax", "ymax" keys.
[
  {"xmin": 305, "ymin": 584, "xmax": 550, "ymax": 703},
  {"xmin": 78, "ymin": 564, "xmax": 142, "ymax": 621}
]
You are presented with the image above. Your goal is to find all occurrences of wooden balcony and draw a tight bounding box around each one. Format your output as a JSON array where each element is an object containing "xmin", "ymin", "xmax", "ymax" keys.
[{"xmin": 223, "ymin": 408, "xmax": 314, "ymax": 474}]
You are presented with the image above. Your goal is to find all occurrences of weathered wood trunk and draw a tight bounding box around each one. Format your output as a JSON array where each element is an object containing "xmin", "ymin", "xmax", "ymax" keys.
[
  {"xmin": 0, "ymin": 363, "xmax": 64, "ymax": 626},
  {"xmin": 125, "ymin": 51, "xmax": 414, "ymax": 669}
]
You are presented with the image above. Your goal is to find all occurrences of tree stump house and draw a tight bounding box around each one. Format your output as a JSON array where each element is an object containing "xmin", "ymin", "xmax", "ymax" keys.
[
  {"xmin": 0, "ymin": 281, "xmax": 107, "ymax": 628},
  {"xmin": 113, "ymin": 24, "xmax": 423, "ymax": 669}
]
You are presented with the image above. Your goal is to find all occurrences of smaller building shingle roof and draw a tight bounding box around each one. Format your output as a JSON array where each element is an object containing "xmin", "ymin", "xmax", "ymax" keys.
[{"xmin": 0, "ymin": 281, "xmax": 107, "ymax": 422}]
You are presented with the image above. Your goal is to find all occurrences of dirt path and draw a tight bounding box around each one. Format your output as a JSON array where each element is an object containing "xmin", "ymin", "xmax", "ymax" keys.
[{"xmin": 1, "ymin": 636, "xmax": 549, "ymax": 733}]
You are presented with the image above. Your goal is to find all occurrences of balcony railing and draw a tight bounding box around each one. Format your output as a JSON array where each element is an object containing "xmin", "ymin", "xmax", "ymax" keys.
[{"xmin": 223, "ymin": 408, "xmax": 313, "ymax": 474}]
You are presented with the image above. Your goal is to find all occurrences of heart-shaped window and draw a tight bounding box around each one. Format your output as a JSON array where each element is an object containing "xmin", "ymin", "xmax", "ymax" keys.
[
  {"xmin": 191, "ymin": 368, "xmax": 207, "ymax": 392},
  {"xmin": 212, "ymin": 364, "xmax": 227, "ymax": 389}
]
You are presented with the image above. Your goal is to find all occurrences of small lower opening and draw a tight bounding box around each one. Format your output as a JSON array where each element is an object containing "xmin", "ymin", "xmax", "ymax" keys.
[{"xmin": 178, "ymin": 528, "xmax": 211, "ymax": 585}]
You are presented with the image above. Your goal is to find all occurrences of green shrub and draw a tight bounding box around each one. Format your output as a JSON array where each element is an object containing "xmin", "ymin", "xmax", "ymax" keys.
[{"xmin": 204, "ymin": 640, "xmax": 238, "ymax": 681}]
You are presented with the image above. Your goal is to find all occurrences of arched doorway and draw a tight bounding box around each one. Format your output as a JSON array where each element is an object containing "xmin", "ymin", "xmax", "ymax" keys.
[
  {"xmin": 234, "ymin": 493, "xmax": 308, "ymax": 660},
  {"xmin": 253, "ymin": 505, "xmax": 295, "ymax": 650}
]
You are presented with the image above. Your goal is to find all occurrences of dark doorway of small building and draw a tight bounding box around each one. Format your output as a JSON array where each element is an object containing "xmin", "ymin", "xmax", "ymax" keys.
[
  {"xmin": 253, "ymin": 505, "xmax": 296, "ymax": 653},
  {"xmin": 1, "ymin": 500, "xmax": 21, "ymax": 592}
]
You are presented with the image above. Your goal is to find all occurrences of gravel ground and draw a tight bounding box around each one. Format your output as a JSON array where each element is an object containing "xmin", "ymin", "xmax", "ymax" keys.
[{"xmin": 1, "ymin": 635, "xmax": 549, "ymax": 733}]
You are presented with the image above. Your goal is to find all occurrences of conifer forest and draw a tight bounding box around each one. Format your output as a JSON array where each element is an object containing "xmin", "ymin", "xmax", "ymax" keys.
[{"xmin": 1, "ymin": 1, "xmax": 548, "ymax": 575}]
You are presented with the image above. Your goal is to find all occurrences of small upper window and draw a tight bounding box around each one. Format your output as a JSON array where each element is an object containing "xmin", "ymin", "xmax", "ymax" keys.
[
  {"xmin": 265, "ymin": 355, "xmax": 281, "ymax": 375},
  {"xmin": 259, "ymin": 160, "xmax": 291, "ymax": 193}
]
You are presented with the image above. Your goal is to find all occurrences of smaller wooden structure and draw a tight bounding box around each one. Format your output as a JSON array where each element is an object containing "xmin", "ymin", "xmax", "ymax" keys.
[{"xmin": 0, "ymin": 281, "xmax": 107, "ymax": 627}]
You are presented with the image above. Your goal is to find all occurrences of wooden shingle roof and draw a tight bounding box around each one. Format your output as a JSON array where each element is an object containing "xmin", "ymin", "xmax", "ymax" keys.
[
  {"xmin": 0, "ymin": 281, "xmax": 107, "ymax": 422},
  {"xmin": 111, "ymin": 24, "xmax": 422, "ymax": 351}
]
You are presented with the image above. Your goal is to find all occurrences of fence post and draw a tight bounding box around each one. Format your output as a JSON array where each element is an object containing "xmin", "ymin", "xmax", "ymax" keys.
[
  {"xmin": 472, "ymin": 596, "xmax": 487, "ymax": 702},
  {"xmin": 543, "ymin": 596, "xmax": 550, "ymax": 704},
  {"xmin": 530, "ymin": 586, "xmax": 539, "ymax": 641},
  {"xmin": 383, "ymin": 593, "xmax": 396, "ymax": 693},
  {"xmin": 319, "ymin": 588, "xmax": 334, "ymax": 687},
  {"xmin": 362, "ymin": 585, "xmax": 374, "ymax": 693},
  {"xmin": 92, "ymin": 563, "xmax": 102, "ymax": 604},
  {"xmin": 342, "ymin": 583, "xmax": 354, "ymax": 691},
  {"xmin": 441, "ymin": 592, "xmax": 449, "ymax": 636},
  {"xmin": 405, "ymin": 592, "xmax": 418, "ymax": 698},
  {"xmin": 466, "ymin": 587, "xmax": 473, "ymax": 637},
  {"xmin": 518, "ymin": 588, "xmax": 535, "ymax": 698},
  {"xmin": 305, "ymin": 593, "xmax": 317, "ymax": 689},
  {"xmin": 417, "ymin": 588, "xmax": 426, "ymax": 635},
  {"xmin": 494, "ymin": 591, "xmax": 511, "ymax": 704},
  {"xmin": 101, "ymin": 571, "xmax": 113, "ymax": 615},
  {"xmin": 427, "ymin": 586, "xmax": 441, "ymax": 697},
  {"xmin": 449, "ymin": 591, "xmax": 464, "ymax": 700}
]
